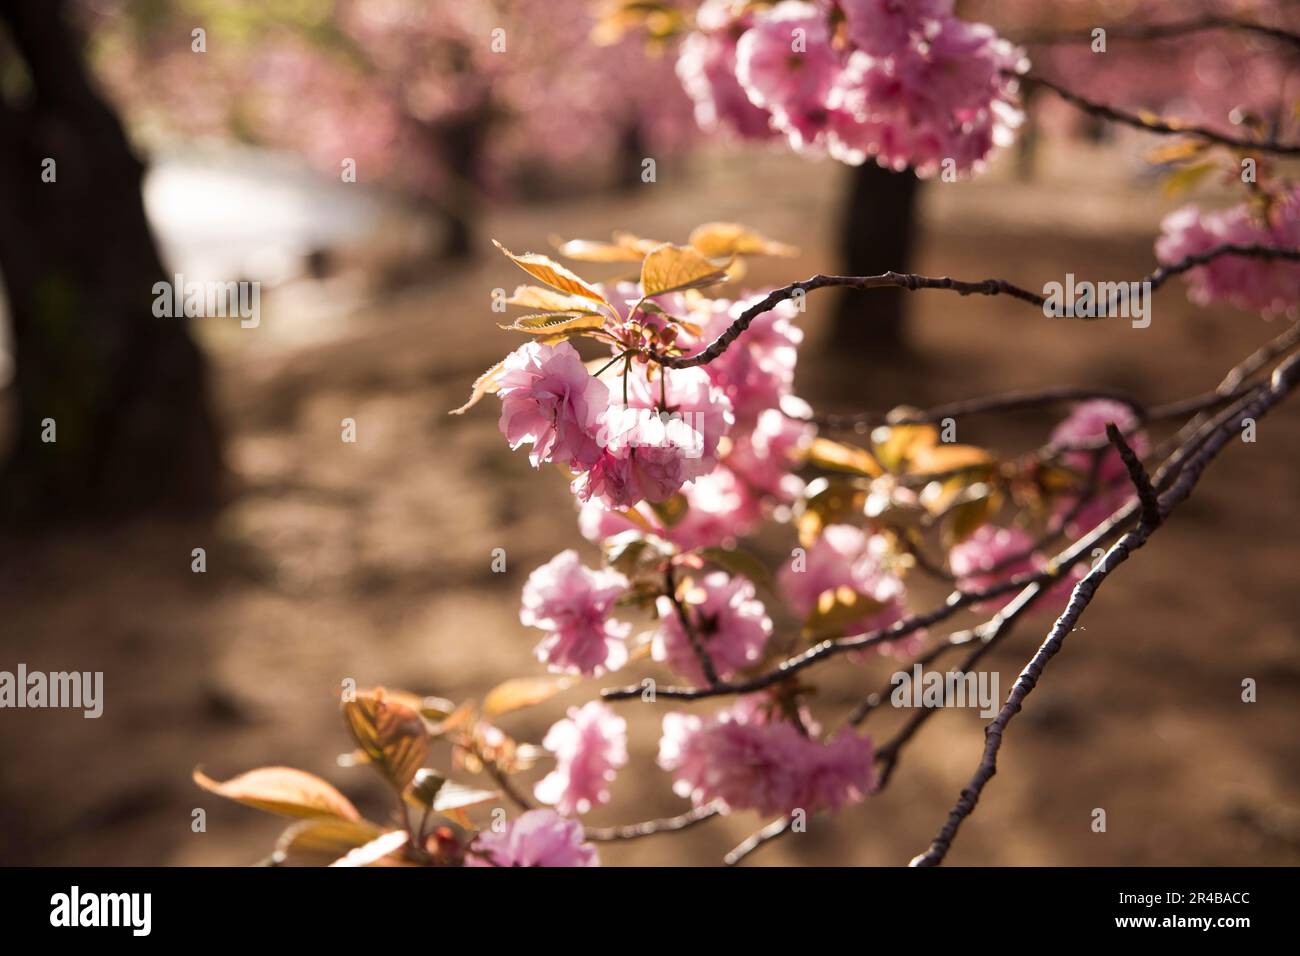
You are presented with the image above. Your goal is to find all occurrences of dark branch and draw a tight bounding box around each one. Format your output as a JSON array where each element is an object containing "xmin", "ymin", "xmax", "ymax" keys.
[
  {"xmin": 1027, "ymin": 73, "xmax": 1300, "ymax": 155},
  {"xmin": 644, "ymin": 245, "xmax": 1300, "ymax": 371},
  {"xmin": 909, "ymin": 364, "xmax": 1299, "ymax": 866}
]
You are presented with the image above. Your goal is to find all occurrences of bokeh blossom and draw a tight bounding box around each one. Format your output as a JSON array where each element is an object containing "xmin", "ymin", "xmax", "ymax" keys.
[
  {"xmin": 520, "ymin": 550, "xmax": 630, "ymax": 676},
  {"xmin": 467, "ymin": 809, "xmax": 599, "ymax": 867},
  {"xmin": 534, "ymin": 702, "xmax": 628, "ymax": 816},
  {"xmin": 653, "ymin": 571, "xmax": 772, "ymax": 685}
]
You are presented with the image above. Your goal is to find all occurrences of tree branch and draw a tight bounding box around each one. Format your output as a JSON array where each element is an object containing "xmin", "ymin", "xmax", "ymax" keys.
[
  {"xmin": 643, "ymin": 245, "xmax": 1300, "ymax": 371},
  {"xmin": 909, "ymin": 359, "xmax": 1299, "ymax": 866}
]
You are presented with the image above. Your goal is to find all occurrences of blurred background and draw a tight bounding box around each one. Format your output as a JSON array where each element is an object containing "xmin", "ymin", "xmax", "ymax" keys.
[{"xmin": 0, "ymin": 0, "xmax": 1297, "ymax": 866}]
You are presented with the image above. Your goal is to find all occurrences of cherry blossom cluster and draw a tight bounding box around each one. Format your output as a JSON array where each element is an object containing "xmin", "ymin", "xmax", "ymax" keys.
[
  {"xmin": 484, "ymin": 238, "xmax": 1151, "ymax": 862},
  {"xmin": 675, "ymin": 0, "xmax": 1026, "ymax": 175},
  {"xmin": 1156, "ymin": 186, "xmax": 1300, "ymax": 319}
]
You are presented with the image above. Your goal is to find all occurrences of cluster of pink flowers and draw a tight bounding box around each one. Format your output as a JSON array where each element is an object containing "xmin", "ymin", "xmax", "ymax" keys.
[
  {"xmin": 520, "ymin": 550, "xmax": 630, "ymax": 676},
  {"xmin": 658, "ymin": 695, "xmax": 875, "ymax": 815},
  {"xmin": 1049, "ymin": 400, "xmax": 1150, "ymax": 538},
  {"xmin": 949, "ymin": 524, "xmax": 1082, "ymax": 613},
  {"xmin": 1155, "ymin": 188, "xmax": 1300, "ymax": 318},
  {"xmin": 467, "ymin": 809, "xmax": 600, "ymax": 867},
  {"xmin": 653, "ymin": 571, "xmax": 773, "ymax": 685},
  {"xmin": 534, "ymin": 702, "xmax": 628, "ymax": 816},
  {"xmin": 675, "ymin": 0, "xmax": 1025, "ymax": 176},
  {"xmin": 778, "ymin": 524, "xmax": 914, "ymax": 652}
]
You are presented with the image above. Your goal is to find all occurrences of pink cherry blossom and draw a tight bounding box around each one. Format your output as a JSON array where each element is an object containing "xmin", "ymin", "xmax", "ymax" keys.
[
  {"xmin": 466, "ymin": 809, "xmax": 599, "ymax": 867},
  {"xmin": 520, "ymin": 550, "xmax": 630, "ymax": 676},
  {"xmin": 1155, "ymin": 189, "xmax": 1300, "ymax": 318},
  {"xmin": 734, "ymin": 1, "xmax": 840, "ymax": 151},
  {"xmin": 676, "ymin": 12, "xmax": 776, "ymax": 140},
  {"xmin": 497, "ymin": 341, "xmax": 609, "ymax": 469},
  {"xmin": 575, "ymin": 365, "xmax": 734, "ymax": 509},
  {"xmin": 576, "ymin": 465, "xmax": 760, "ymax": 550},
  {"xmin": 653, "ymin": 571, "xmax": 773, "ymax": 685},
  {"xmin": 725, "ymin": 407, "xmax": 814, "ymax": 502},
  {"xmin": 686, "ymin": 294, "xmax": 804, "ymax": 422},
  {"xmin": 1050, "ymin": 400, "xmax": 1150, "ymax": 537},
  {"xmin": 841, "ymin": 0, "xmax": 953, "ymax": 58},
  {"xmin": 778, "ymin": 524, "xmax": 913, "ymax": 651},
  {"xmin": 948, "ymin": 524, "xmax": 1082, "ymax": 613},
  {"xmin": 534, "ymin": 701, "xmax": 628, "ymax": 816},
  {"xmin": 658, "ymin": 696, "xmax": 875, "ymax": 815}
]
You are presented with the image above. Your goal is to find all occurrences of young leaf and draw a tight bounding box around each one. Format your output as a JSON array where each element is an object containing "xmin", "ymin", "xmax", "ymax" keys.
[
  {"xmin": 449, "ymin": 358, "xmax": 507, "ymax": 416},
  {"xmin": 342, "ymin": 690, "xmax": 431, "ymax": 794},
  {"xmin": 274, "ymin": 817, "xmax": 386, "ymax": 866},
  {"xmin": 507, "ymin": 285, "xmax": 606, "ymax": 314},
  {"xmin": 872, "ymin": 423, "xmax": 940, "ymax": 473},
  {"xmin": 193, "ymin": 766, "xmax": 362, "ymax": 821},
  {"xmin": 433, "ymin": 782, "xmax": 500, "ymax": 829},
  {"xmin": 698, "ymin": 546, "xmax": 774, "ymax": 591},
  {"xmin": 329, "ymin": 830, "xmax": 410, "ymax": 868},
  {"xmin": 803, "ymin": 586, "xmax": 886, "ymax": 640},
  {"xmin": 688, "ymin": 222, "xmax": 799, "ymax": 259},
  {"xmin": 640, "ymin": 243, "xmax": 729, "ymax": 296},
  {"xmin": 552, "ymin": 232, "xmax": 659, "ymax": 263},
  {"xmin": 808, "ymin": 436, "xmax": 883, "ymax": 478},
  {"xmin": 493, "ymin": 240, "xmax": 610, "ymax": 307},
  {"xmin": 483, "ymin": 675, "xmax": 576, "ymax": 718},
  {"xmin": 498, "ymin": 311, "xmax": 608, "ymax": 334}
]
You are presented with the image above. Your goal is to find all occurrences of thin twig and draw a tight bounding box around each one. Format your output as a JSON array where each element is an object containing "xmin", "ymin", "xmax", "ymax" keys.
[
  {"xmin": 1016, "ymin": 15, "xmax": 1300, "ymax": 53},
  {"xmin": 1026, "ymin": 73, "xmax": 1300, "ymax": 155},
  {"xmin": 910, "ymin": 361, "xmax": 1299, "ymax": 866},
  {"xmin": 585, "ymin": 803, "xmax": 722, "ymax": 842},
  {"xmin": 643, "ymin": 245, "xmax": 1300, "ymax": 371}
]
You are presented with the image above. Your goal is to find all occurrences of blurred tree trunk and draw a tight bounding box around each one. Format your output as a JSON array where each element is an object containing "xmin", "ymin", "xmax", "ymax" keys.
[
  {"xmin": 0, "ymin": 0, "xmax": 221, "ymax": 525},
  {"xmin": 829, "ymin": 163, "xmax": 922, "ymax": 354}
]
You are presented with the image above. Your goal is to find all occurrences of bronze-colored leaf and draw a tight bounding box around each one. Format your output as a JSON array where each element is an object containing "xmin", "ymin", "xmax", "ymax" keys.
[
  {"xmin": 688, "ymin": 222, "xmax": 799, "ymax": 259},
  {"xmin": 698, "ymin": 546, "xmax": 774, "ymax": 591},
  {"xmin": 795, "ymin": 476, "xmax": 869, "ymax": 547},
  {"xmin": 807, "ymin": 436, "xmax": 883, "ymax": 478},
  {"xmin": 506, "ymin": 284, "xmax": 606, "ymax": 313},
  {"xmin": 193, "ymin": 766, "xmax": 362, "ymax": 821},
  {"xmin": 493, "ymin": 240, "xmax": 610, "ymax": 306},
  {"xmin": 449, "ymin": 358, "xmax": 507, "ymax": 416},
  {"xmin": 498, "ymin": 311, "xmax": 608, "ymax": 334},
  {"xmin": 483, "ymin": 675, "xmax": 576, "ymax": 718},
  {"xmin": 342, "ymin": 689, "xmax": 431, "ymax": 794},
  {"xmin": 273, "ymin": 817, "xmax": 386, "ymax": 866},
  {"xmin": 648, "ymin": 492, "xmax": 689, "ymax": 527},
  {"xmin": 803, "ymin": 586, "xmax": 887, "ymax": 640},
  {"xmin": 872, "ymin": 423, "xmax": 940, "ymax": 473},
  {"xmin": 329, "ymin": 829, "xmax": 410, "ymax": 868},
  {"xmin": 640, "ymin": 243, "xmax": 729, "ymax": 296},
  {"xmin": 552, "ymin": 232, "xmax": 658, "ymax": 263}
]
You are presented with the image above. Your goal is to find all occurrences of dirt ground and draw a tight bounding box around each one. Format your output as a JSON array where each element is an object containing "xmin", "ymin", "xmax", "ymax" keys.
[{"xmin": 1, "ymin": 144, "xmax": 1297, "ymax": 866}]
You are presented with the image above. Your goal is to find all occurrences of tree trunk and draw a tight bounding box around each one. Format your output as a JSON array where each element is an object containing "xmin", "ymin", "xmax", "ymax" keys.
[
  {"xmin": 0, "ymin": 0, "xmax": 221, "ymax": 526},
  {"xmin": 828, "ymin": 163, "xmax": 922, "ymax": 354}
]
